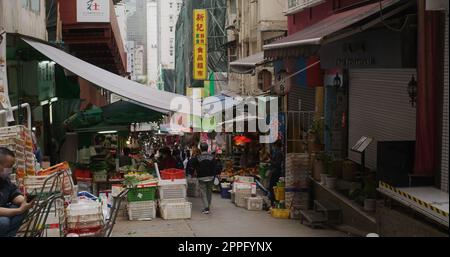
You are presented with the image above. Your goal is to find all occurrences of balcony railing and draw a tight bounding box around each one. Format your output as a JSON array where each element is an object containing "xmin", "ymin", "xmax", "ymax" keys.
[{"xmin": 286, "ymin": 0, "xmax": 326, "ymax": 15}]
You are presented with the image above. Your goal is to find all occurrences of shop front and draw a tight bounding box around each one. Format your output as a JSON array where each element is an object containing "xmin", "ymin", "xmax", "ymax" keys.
[{"xmin": 320, "ymin": 24, "xmax": 418, "ymax": 184}]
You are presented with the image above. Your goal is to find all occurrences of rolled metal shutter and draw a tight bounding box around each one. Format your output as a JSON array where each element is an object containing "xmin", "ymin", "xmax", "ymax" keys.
[
  {"xmin": 288, "ymin": 86, "xmax": 315, "ymax": 111},
  {"xmin": 441, "ymin": 13, "xmax": 449, "ymax": 192},
  {"xmin": 348, "ymin": 69, "xmax": 417, "ymax": 169}
]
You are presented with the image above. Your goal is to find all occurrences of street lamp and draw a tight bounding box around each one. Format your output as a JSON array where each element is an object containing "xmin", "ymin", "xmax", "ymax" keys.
[{"xmin": 407, "ymin": 75, "xmax": 417, "ymax": 107}]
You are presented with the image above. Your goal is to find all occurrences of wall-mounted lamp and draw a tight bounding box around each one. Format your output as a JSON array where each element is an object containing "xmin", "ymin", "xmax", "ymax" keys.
[
  {"xmin": 333, "ymin": 73, "xmax": 342, "ymax": 90},
  {"xmin": 407, "ymin": 75, "xmax": 417, "ymax": 107}
]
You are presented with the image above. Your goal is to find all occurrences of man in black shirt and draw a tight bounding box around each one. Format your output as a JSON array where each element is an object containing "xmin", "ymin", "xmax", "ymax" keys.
[
  {"xmin": 0, "ymin": 148, "xmax": 33, "ymax": 237},
  {"xmin": 191, "ymin": 143, "xmax": 217, "ymax": 214}
]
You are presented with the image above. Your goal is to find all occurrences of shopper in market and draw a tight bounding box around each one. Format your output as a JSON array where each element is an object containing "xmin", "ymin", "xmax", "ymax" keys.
[
  {"xmin": 172, "ymin": 148, "xmax": 184, "ymax": 170},
  {"xmin": 191, "ymin": 143, "xmax": 217, "ymax": 214},
  {"xmin": 186, "ymin": 146, "xmax": 200, "ymax": 177},
  {"xmin": 119, "ymin": 147, "xmax": 133, "ymax": 167},
  {"xmin": 158, "ymin": 147, "xmax": 177, "ymax": 170},
  {"xmin": 0, "ymin": 147, "xmax": 34, "ymax": 237},
  {"xmin": 268, "ymin": 140, "xmax": 283, "ymax": 206}
]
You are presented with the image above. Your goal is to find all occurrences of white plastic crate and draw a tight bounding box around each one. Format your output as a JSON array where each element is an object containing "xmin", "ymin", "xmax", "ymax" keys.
[
  {"xmin": 67, "ymin": 220, "xmax": 103, "ymax": 229},
  {"xmin": 67, "ymin": 213, "xmax": 103, "ymax": 223},
  {"xmin": 159, "ymin": 201, "xmax": 192, "ymax": 220},
  {"xmin": 128, "ymin": 201, "xmax": 156, "ymax": 221},
  {"xmin": 245, "ymin": 197, "xmax": 263, "ymax": 211},
  {"xmin": 158, "ymin": 198, "xmax": 186, "ymax": 205},
  {"xmin": 158, "ymin": 184, "xmax": 187, "ymax": 200}
]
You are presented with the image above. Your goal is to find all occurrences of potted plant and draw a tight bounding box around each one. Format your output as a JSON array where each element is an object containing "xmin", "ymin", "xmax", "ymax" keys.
[
  {"xmin": 308, "ymin": 118, "xmax": 325, "ymax": 153},
  {"xmin": 319, "ymin": 152, "xmax": 333, "ymax": 186},
  {"xmin": 362, "ymin": 177, "xmax": 377, "ymax": 212},
  {"xmin": 312, "ymin": 152, "xmax": 325, "ymax": 182},
  {"xmin": 321, "ymin": 152, "xmax": 337, "ymax": 190}
]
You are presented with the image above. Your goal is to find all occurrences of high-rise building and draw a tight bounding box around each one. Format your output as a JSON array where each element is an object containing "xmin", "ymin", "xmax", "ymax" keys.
[
  {"xmin": 147, "ymin": 0, "xmax": 158, "ymax": 87},
  {"xmin": 146, "ymin": 0, "xmax": 182, "ymax": 89},
  {"xmin": 158, "ymin": 0, "xmax": 182, "ymax": 70},
  {"xmin": 115, "ymin": 2, "xmax": 128, "ymax": 48},
  {"xmin": 126, "ymin": 0, "xmax": 148, "ymax": 81}
]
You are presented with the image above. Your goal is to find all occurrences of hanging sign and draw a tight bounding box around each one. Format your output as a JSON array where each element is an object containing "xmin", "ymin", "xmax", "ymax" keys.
[
  {"xmin": 77, "ymin": 0, "xmax": 111, "ymax": 23},
  {"xmin": 0, "ymin": 31, "xmax": 14, "ymax": 122},
  {"xmin": 193, "ymin": 9, "xmax": 208, "ymax": 81}
]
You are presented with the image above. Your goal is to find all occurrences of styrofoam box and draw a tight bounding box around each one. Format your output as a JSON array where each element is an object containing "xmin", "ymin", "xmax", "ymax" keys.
[
  {"xmin": 235, "ymin": 192, "xmax": 252, "ymax": 208},
  {"xmin": 160, "ymin": 201, "xmax": 192, "ymax": 220},
  {"xmin": 245, "ymin": 197, "xmax": 263, "ymax": 211},
  {"xmin": 234, "ymin": 176, "xmax": 255, "ymax": 183}
]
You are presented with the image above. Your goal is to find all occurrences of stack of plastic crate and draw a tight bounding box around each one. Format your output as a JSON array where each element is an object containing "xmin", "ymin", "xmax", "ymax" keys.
[
  {"xmin": 233, "ymin": 176, "xmax": 256, "ymax": 208},
  {"xmin": 0, "ymin": 126, "xmax": 35, "ymax": 180},
  {"xmin": 66, "ymin": 200, "xmax": 104, "ymax": 236},
  {"xmin": 127, "ymin": 185, "xmax": 157, "ymax": 221},
  {"xmin": 285, "ymin": 153, "xmax": 311, "ymax": 211},
  {"xmin": 158, "ymin": 179, "xmax": 192, "ymax": 220}
]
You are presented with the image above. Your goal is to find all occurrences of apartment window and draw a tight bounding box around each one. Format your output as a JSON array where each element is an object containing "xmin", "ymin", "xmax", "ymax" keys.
[
  {"xmin": 258, "ymin": 70, "xmax": 272, "ymax": 91},
  {"xmin": 170, "ymin": 26, "xmax": 173, "ymax": 32},
  {"xmin": 21, "ymin": 0, "xmax": 40, "ymax": 13},
  {"xmin": 169, "ymin": 2, "xmax": 173, "ymax": 8}
]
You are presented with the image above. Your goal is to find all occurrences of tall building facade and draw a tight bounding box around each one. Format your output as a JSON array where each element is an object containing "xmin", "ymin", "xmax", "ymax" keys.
[
  {"xmin": 115, "ymin": 1, "xmax": 128, "ymax": 50},
  {"xmin": 146, "ymin": 0, "xmax": 183, "ymax": 88},
  {"xmin": 126, "ymin": 0, "xmax": 148, "ymax": 81},
  {"xmin": 147, "ymin": 0, "xmax": 158, "ymax": 87}
]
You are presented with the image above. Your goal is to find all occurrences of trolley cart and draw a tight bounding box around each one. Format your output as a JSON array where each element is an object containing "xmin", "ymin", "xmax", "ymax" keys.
[
  {"xmin": 95, "ymin": 188, "xmax": 129, "ymax": 237},
  {"xmin": 65, "ymin": 188, "xmax": 129, "ymax": 237},
  {"xmin": 19, "ymin": 166, "xmax": 75, "ymax": 237}
]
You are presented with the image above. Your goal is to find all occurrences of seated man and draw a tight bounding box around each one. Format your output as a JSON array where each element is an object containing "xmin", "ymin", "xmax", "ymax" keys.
[{"xmin": 0, "ymin": 147, "xmax": 34, "ymax": 237}]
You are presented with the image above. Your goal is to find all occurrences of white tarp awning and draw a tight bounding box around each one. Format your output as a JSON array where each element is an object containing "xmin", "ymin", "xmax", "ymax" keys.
[{"xmin": 23, "ymin": 38, "xmax": 195, "ymax": 115}]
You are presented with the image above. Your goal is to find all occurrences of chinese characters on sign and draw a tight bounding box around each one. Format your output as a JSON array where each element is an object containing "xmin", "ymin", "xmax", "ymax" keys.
[
  {"xmin": 193, "ymin": 9, "xmax": 208, "ymax": 81},
  {"xmin": 77, "ymin": 0, "xmax": 110, "ymax": 23}
]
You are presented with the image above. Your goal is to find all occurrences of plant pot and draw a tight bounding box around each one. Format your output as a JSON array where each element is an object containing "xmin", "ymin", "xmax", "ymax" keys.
[
  {"xmin": 313, "ymin": 160, "xmax": 324, "ymax": 181},
  {"xmin": 320, "ymin": 173, "xmax": 328, "ymax": 185},
  {"xmin": 325, "ymin": 176, "xmax": 337, "ymax": 190},
  {"xmin": 364, "ymin": 199, "xmax": 376, "ymax": 212}
]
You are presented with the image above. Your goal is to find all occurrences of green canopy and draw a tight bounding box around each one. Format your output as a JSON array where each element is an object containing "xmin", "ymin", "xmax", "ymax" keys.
[
  {"xmin": 101, "ymin": 100, "xmax": 164, "ymax": 125},
  {"xmin": 64, "ymin": 101, "xmax": 164, "ymax": 131}
]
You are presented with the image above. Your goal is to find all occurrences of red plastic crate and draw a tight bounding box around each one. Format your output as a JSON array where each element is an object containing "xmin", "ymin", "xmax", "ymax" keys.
[{"xmin": 160, "ymin": 169, "xmax": 185, "ymax": 180}]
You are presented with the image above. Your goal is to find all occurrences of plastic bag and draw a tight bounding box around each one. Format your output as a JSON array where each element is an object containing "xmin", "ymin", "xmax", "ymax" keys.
[{"xmin": 213, "ymin": 176, "xmax": 220, "ymax": 186}]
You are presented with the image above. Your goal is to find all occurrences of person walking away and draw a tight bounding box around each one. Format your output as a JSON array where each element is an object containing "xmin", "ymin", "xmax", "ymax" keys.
[
  {"xmin": 191, "ymin": 143, "xmax": 217, "ymax": 214},
  {"xmin": 0, "ymin": 148, "xmax": 34, "ymax": 237},
  {"xmin": 268, "ymin": 141, "xmax": 283, "ymax": 207},
  {"xmin": 186, "ymin": 147, "xmax": 200, "ymax": 177}
]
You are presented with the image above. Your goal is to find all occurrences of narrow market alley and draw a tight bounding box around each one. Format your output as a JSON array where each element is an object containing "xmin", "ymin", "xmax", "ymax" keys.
[{"xmin": 112, "ymin": 194, "xmax": 347, "ymax": 237}]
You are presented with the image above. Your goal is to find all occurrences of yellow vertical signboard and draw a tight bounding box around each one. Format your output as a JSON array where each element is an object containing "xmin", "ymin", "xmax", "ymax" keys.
[{"xmin": 193, "ymin": 9, "xmax": 208, "ymax": 81}]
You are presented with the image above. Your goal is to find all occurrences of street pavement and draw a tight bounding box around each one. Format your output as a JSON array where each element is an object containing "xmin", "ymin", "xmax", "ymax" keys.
[{"xmin": 112, "ymin": 193, "xmax": 348, "ymax": 237}]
